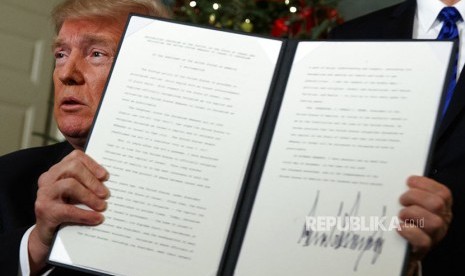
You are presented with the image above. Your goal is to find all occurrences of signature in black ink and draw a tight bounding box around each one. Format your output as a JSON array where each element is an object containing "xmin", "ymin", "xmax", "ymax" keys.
[{"xmin": 297, "ymin": 191, "xmax": 386, "ymax": 271}]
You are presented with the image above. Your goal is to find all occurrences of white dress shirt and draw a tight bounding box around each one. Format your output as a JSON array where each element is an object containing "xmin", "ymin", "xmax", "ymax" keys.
[{"xmin": 414, "ymin": 0, "xmax": 465, "ymax": 78}]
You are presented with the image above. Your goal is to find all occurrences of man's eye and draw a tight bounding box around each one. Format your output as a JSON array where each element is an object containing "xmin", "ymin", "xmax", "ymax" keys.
[
  {"xmin": 55, "ymin": 52, "xmax": 65, "ymax": 59},
  {"xmin": 92, "ymin": 51, "xmax": 104, "ymax": 57}
]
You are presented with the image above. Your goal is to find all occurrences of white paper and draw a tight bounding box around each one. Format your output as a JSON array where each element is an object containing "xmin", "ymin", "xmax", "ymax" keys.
[
  {"xmin": 235, "ymin": 41, "xmax": 452, "ymax": 275},
  {"xmin": 49, "ymin": 16, "xmax": 282, "ymax": 276}
]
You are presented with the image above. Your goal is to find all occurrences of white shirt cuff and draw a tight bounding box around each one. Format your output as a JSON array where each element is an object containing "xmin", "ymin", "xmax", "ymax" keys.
[
  {"xmin": 19, "ymin": 225, "xmax": 54, "ymax": 276},
  {"xmin": 19, "ymin": 225, "xmax": 34, "ymax": 276}
]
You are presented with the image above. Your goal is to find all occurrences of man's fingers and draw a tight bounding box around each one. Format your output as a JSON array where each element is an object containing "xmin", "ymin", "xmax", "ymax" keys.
[
  {"xmin": 66, "ymin": 150, "xmax": 109, "ymax": 181},
  {"xmin": 60, "ymin": 150, "xmax": 110, "ymax": 197},
  {"xmin": 398, "ymin": 205, "xmax": 447, "ymax": 243},
  {"xmin": 58, "ymin": 179, "xmax": 108, "ymax": 211},
  {"xmin": 35, "ymin": 179, "xmax": 107, "ymax": 223},
  {"xmin": 58, "ymin": 204, "xmax": 105, "ymax": 225},
  {"xmin": 34, "ymin": 150, "xmax": 110, "ymax": 248},
  {"xmin": 39, "ymin": 150, "xmax": 110, "ymax": 199},
  {"xmin": 406, "ymin": 176, "xmax": 452, "ymax": 208},
  {"xmin": 35, "ymin": 204, "xmax": 104, "ymax": 246},
  {"xmin": 398, "ymin": 176, "xmax": 453, "ymax": 263},
  {"xmin": 397, "ymin": 224, "xmax": 432, "ymax": 261},
  {"xmin": 400, "ymin": 188, "xmax": 448, "ymax": 216}
]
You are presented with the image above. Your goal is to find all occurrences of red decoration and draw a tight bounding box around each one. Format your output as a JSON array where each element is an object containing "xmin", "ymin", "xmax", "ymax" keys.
[
  {"xmin": 301, "ymin": 7, "xmax": 315, "ymax": 33},
  {"xmin": 271, "ymin": 18, "xmax": 289, "ymax": 37},
  {"xmin": 270, "ymin": 2, "xmax": 343, "ymax": 38}
]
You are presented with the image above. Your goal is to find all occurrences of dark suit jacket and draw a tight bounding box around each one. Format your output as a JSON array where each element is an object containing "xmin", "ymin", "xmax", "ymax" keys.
[
  {"xmin": 0, "ymin": 142, "xmax": 88, "ymax": 275},
  {"xmin": 331, "ymin": 1, "xmax": 465, "ymax": 274}
]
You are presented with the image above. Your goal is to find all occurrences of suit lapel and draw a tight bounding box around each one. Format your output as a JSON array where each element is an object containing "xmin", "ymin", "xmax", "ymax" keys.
[{"xmin": 438, "ymin": 65, "xmax": 465, "ymax": 138}]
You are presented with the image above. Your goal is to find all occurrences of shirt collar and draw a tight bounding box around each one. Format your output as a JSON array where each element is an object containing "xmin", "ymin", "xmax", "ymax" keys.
[{"xmin": 417, "ymin": 0, "xmax": 465, "ymax": 31}]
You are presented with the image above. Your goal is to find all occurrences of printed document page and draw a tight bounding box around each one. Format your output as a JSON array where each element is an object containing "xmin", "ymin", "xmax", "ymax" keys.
[{"xmin": 235, "ymin": 41, "xmax": 452, "ymax": 276}]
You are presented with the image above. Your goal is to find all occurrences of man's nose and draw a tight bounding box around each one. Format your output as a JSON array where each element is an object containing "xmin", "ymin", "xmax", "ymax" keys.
[{"xmin": 58, "ymin": 52, "xmax": 85, "ymax": 85}]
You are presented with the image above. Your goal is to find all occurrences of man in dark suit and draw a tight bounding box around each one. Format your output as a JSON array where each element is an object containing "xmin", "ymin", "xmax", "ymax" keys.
[
  {"xmin": 0, "ymin": 0, "xmax": 171, "ymax": 275},
  {"xmin": 331, "ymin": 0, "xmax": 465, "ymax": 274}
]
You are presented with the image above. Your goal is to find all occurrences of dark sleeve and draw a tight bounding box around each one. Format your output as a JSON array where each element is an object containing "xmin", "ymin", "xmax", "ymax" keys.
[
  {"xmin": 0, "ymin": 142, "xmax": 73, "ymax": 275},
  {"xmin": 0, "ymin": 227, "xmax": 29, "ymax": 276},
  {"xmin": 0, "ymin": 152, "xmax": 38, "ymax": 275}
]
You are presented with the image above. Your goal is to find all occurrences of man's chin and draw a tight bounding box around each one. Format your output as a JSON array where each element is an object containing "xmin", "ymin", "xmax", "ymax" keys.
[
  {"xmin": 57, "ymin": 125, "xmax": 89, "ymax": 150},
  {"xmin": 62, "ymin": 134, "xmax": 88, "ymax": 150}
]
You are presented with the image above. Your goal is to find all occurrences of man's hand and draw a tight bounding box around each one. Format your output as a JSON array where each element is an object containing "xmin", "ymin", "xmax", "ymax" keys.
[
  {"xmin": 398, "ymin": 176, "xmax": 452, "ymax": 275},
  {"xmin": 28, "ymin": 150, "xmax": 109, "ymax": 274}
]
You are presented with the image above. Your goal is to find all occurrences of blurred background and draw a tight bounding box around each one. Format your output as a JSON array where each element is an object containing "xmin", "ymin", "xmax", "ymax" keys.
[{"xmin": 0, "ymin": 0, "xmax": 402, "ymax": 155}]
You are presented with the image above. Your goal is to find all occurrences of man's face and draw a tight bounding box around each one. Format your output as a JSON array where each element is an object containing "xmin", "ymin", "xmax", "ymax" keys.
[{"xmin": 53, "ymin": 18, "xmax": 125, "ymax": 149}]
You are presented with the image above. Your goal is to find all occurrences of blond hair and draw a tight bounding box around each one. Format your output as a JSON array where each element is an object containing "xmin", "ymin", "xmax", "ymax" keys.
[{"xmin": 52, "ymin": 0, "xmax": 171, "ymax": 33}]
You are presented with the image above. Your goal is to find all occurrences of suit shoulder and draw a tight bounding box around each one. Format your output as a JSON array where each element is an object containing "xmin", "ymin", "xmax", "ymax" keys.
[
  {"xmin": 330, "ymin": 1, "xmax": 414, "ymax": 39},
  {"xmin": 0, "ymin": 141, "xmax": 71, "ymax": 159},
  {"xmin": 0, "ymin": 142, "xmax": 73, "ymax": 176},
  {"xmin": 339, "ymin": 4, "xmax": 400, "ymax": 27}
]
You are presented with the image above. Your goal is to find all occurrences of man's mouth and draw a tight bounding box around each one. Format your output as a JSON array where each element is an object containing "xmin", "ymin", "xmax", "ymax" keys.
[{"xmin": 60, "ymin": 97, "xmax": 85, "ymax": 111}]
